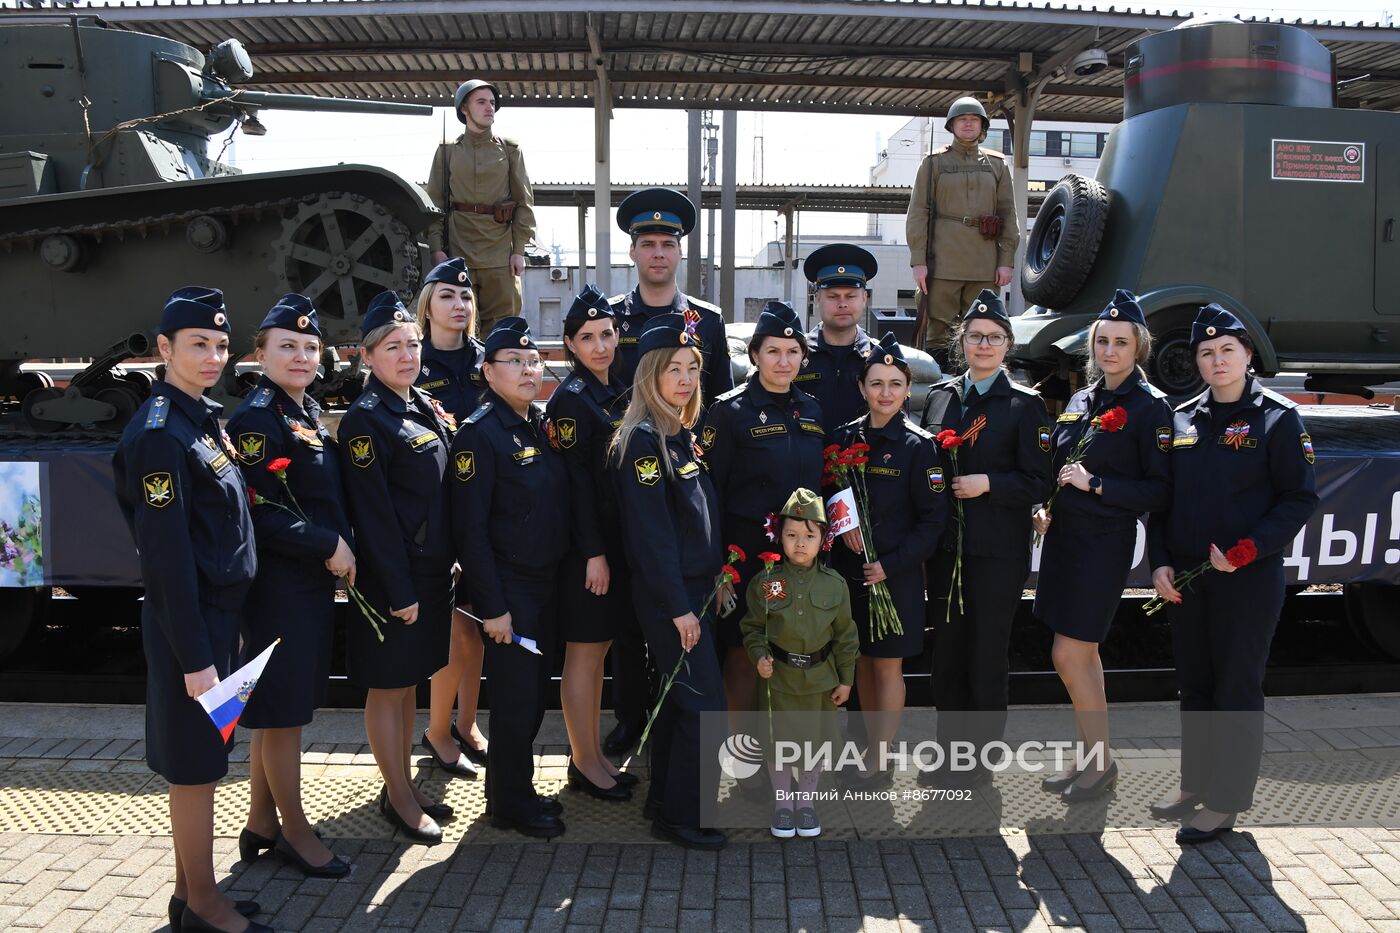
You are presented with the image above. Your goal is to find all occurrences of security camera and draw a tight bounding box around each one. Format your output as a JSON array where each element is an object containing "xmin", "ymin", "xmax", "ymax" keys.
[{"xmin": 1070, "ymin": 48, "xmax": 1110, "ymax": 77}]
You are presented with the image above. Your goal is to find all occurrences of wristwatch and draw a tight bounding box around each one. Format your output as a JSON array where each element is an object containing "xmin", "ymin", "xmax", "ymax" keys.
[{"xmin": 1088, "ymin": 475, "xmax": 1103, "ymax": 493}]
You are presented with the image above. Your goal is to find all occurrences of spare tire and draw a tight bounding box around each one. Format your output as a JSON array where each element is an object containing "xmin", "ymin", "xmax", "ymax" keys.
[{"xmin": 1021, "ymin": 174, "xmax": 1109, "ymax": 309}]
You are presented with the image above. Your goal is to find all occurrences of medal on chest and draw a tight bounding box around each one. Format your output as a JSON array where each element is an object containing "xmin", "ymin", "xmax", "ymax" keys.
[
  {"xmin": 763, "ymin": 577, "xmax": 788, "ymax": 602},
  {"xmin": 1220, "ymin": 419, "xmax": 1257, "ymax": 449}
]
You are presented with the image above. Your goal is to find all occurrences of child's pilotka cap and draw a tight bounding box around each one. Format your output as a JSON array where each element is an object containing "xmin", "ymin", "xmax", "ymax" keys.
[{"xmin": 780, "ymin": 487, "xmax": 827, "ymax": 528}]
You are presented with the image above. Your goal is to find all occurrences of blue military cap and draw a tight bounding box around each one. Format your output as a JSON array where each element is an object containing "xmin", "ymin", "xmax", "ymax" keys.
[
  {"xmin": 423, "ymin": 257, "xmax": 473, "ymax": 289},
  {"xmin": 638, "ymin": 313, "xmax": 695, "ymax": 356},
  {"xmin": 566, "ymin": 284, "xmax": 614, "ymax": 323},
  {"xmin": 361, "ymin": 290, "xmax": 415, "ymax": 340},
  {"xmin": 803, "ymin": 243, "xmax": 878, "ymax": 289},
  {"xmin": 616, "ymin": 187, "xmax": 696, "ymax": 237},
  {"xmin": 257, "ymin": 293, "xmax": 321, "ymax": 338},
  {"xmin": 862, "ymin": 331, "xmax": 909, "ymax": 372},
  {"xmin": 752, "ymin": 300, "xmax": 806, "ymax": 344},
  {"xmin": 160, "ymin": 286, "xmax": 229, "ymax": 335},
  {"xmin": 483, "ymin": 316, "xmax": 537, "ymax": 356},
  {"xmin": 962, "ymin": 288, "xmax": 1009, "ymax": 324},
  {"xmin": 1097, "ymin": 289, "xmax": 1147, "ymax": 328},
  {"xmin": 1191, "ymin": 303, "xmax": 1248, "ymax": 348}
]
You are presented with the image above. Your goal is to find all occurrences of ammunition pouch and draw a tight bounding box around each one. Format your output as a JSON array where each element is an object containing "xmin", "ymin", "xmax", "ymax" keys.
[{"xmin": 979, "ymin": 214, "xmax": 1003, "ymax": 240}]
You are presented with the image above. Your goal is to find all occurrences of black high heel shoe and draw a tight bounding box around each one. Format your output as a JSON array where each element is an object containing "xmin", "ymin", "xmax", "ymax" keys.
[
  {"xmin": 168, "ymin": 897, "xmax": 258, "ymax": 933},
  {"xmin": 609, "ymin": 769, "xmax": 640, "ymax": 789},
  {"xmin": 178, "ymin": 905, "xmax": 272, "ymax": 933},
  {"xmin": 422, "ymin": 730, "xmax": 479, "ymax": 778},
  {"xmin": 451, "ymin": 721, "xmax": 489, "ymax": 767},
  {"xmin": 1061, "ymin": 761, "xmax": 1119, "ymax": 803},
  {"xmin": 1040, "ymin": 767, "xmax": 1080, "ymax": 793},
  {"xmin": 1176, "ymin": 812, "xmax": 1237, "ymax": 846},
  {"xmin": 379, "ymin": 785, "xmax": 453, "ymax": 823},
  {"xmin": 273, "ymin": 832, "xmax": 351, "ymax": 879},
  {"xmin": 237, "ymin": 828, "xmax": 276, "ymax": 863},
  {"xmin": 376, "ymin": 787, "xmax": 443, "ymax": 844},
  {"xmin": 567, "ymin": 760, "xmax": 631, "ymax": 801}
]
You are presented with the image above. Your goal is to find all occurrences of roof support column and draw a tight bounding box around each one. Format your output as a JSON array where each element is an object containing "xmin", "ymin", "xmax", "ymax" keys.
[
  {"xmin": 577, "ymin": 200, "xmax": 588, "ymax": 288},
  {"xmin": 1008, "ymin": 89, "xmax": 1039, "ymax": 317},
  {"xmin": 782, "ymin": 207, "xmax": 795, "ymax": 306},
  {"xmin": 587, "ymin": 17, "xmax": 612, "ymax": 294},
  {"xmin": 687, "ymin": 109, "xmax": 704, "ymax": 298},
  {"xmin": 720, "ymin": 110, "xmax": 737, "ymax": 320}
]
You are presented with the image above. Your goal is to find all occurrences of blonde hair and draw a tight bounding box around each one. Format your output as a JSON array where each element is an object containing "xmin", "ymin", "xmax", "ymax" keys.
[
  {"xmin": 608, "ymin": 346, "xmax": 704, "ymax": 476},
  {"xmin": 415, "ymin": 280, "xmax": 478, "ymax": 342},
  {"xmin": 1084, "ymin": 319, "xmax": 1152, "ymax": 384}
]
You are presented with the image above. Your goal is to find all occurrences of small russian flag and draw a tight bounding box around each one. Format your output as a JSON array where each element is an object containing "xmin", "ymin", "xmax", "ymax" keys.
[{"xmin": 197, "ymin": 639, "xmax": 279, "ymax": 742}]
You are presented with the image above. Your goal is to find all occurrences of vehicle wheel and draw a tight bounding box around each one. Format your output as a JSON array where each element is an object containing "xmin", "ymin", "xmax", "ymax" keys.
[
  {"xmin": 1149, "ymin": 316, "xmax": 1205, "ymax": 399},
  {"xmin": 1020, "ymin": 174, "xmax": 1109, "ymax": 308},
  {"xmin": 0, "ymin": 587, "xmax": 45, "ymax": 662},
  {"xmin": 1344, "ymin": 582, "xmax": 1400, "ymax": 661}
]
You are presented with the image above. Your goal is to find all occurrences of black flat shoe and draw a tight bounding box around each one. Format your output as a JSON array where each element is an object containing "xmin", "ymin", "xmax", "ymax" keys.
[
  {"xmin": 168, "ymin": 897, "xmax": 258, "ymax": 932},
  {"xmin": 451, "ymin": 722, "xmax": 489, "ymax": 767},
  {"xmin": 490, "ymin": 811, "xmax": 565, "ymax": 839},
  {"xmin": 1150, "ymin": 793, "xmax": 1204, "ymax": 820},
  {"xmin": 273, "ymin": 833, "xmax": 351, "ymax": 879},
  {"xmin": 651, "ymin": 817, "xmax": 726, "ymax": 850},
  {"xmin": 179, "ymin": 905, "xmax": 273, "ymax": 933},
  {"xmin": 1040, "ymin": 768, "xmax": 1080, "ymax": 793},
  {"xmin": 603, "ymin": 718, "xmax": 645, "ymax": 756},
  {"xmin": 1061, "ymin": 761, "xmax": 1119, "ymax": 804},
  {"xmin": 610, "ymin": 770, "xmax": 640, "ymax": 788},
  {"xmin": 237, "ymin": 828, "xmax": 276, "ymax": 863},
  {"xmin": 422, "ymin": 730, "xmax": 479, "ymax": 778},
  {"xmin": 568, "ymin": 760, "xmax": 632, "ymax": 801},
  {"xmin": 378, "ymin": 790, "xmax": 442, "ymax": 845},
  {"xmin": 1176, "ymin": 814, "xmax": 1236, "ymax": 846}
]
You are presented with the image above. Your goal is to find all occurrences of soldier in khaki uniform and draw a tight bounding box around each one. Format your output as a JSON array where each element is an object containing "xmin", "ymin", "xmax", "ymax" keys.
[
  {"xmin": 428, "ymin": 79, "xmax": 537, "ymax": 332},
  {"xmin": 906, "ymin": 97, "xmax": 1019, "ymax": 353}
]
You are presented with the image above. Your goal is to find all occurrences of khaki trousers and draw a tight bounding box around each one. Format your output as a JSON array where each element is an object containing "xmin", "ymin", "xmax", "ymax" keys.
[
  {"xmin": 473, "ymin": 265, "xmax": 523, "ymax": 334},
  {"xmin": 924, "ymin": 278, "xmax": 996, "ymax": 352}
]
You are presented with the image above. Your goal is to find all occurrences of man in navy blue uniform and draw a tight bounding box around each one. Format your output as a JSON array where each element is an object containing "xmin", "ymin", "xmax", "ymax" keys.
[{"xmin": 798, "ymin": 243, "xmax": 878, "ymax": 431}]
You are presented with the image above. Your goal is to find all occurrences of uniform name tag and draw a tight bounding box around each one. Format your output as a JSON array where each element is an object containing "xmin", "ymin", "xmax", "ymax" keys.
[
  {"xmin": 1056, "ymin": 412, "xmax": 1083, "ymax": 423},
  {"xmin": 410, "ymin": 432, "xmax": 439, "ymax": 449},
  {"xmin": 799, "ymin": 421, "xmax": 824, "ymax": 435},
  {"xmin": 751, "ymin": 424, "xmax": 787, "ymax": 438},
  {"xmin": 867, "ymin": 466, "xmax": 900, "ymax": 477},
  {"xmin": 208, "ymin": 451, "xmax": 230, "ymax": 473},
  {"xmin": 1172, "ymin": 435, "xmax": 1198, "ymax": 448},
  {"xmin": 419, "ymin": 378, "xmax": 449, "ymax": 391},
  {"xmin": 512, "ymin": 446, "xmax": 542, "ymax": 461},
  {"xmin": 677, "ymin": 460, "xmax": 701, "ymax": 478},
  {"xmin": 793, "ymin": 373, "xmax": 821, "ymax": 383},
  {"xmin": 618, "ymin": 336, "xmax": 639, "ymax": 345}
]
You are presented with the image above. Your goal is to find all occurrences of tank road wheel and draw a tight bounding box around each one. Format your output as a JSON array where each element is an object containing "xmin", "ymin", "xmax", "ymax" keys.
[
  {"xmin": 271, "ymin": 193, "xmax": 421, "ymax": 331},
  {"xmin": 1020, "ymin": 174, "xmax": 1109, "ymax": 309},
  {"xmin": 1149, "ymin": 311, "xmax": 1206, "ymax": 399}
]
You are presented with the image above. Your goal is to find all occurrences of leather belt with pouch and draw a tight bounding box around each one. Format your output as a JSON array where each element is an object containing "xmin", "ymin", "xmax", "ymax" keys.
[
  {"xmin": 769, "ymin": 640, "xmax": 834, "ymax": 670},
  {"xmin": 938, "ymin": 214, "xmax": 1003, "ymax": 240},
  {"xmin": 452, "ymin": 200, "xmax": 517, "ymax": 224}
]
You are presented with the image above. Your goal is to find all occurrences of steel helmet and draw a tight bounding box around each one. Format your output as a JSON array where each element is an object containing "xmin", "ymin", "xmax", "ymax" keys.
[
  {"xmin": 454, "ymin": 79, "xmax": 500, "ymax": 123},
  {"xmin": 944, "ymin": 96, "xmax": 989, "ymax": 137}
]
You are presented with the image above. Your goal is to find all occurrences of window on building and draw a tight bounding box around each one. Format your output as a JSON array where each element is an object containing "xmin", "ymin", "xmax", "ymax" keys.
[
  {"xmin": 1029, "ymin": 131, "xmax": 1048, "ymax": 157},
  {"xmin": 1069, "ymin": 133, "xmax": 1098, "ymax": 158}
]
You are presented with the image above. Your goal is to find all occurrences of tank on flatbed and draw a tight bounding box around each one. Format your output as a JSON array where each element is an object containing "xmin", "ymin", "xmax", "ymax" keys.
[{"xmin": 0, "ymin": 16, "xmax": 439, "ymax": 432}]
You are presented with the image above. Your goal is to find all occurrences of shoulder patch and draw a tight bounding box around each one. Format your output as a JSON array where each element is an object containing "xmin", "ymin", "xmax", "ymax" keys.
[
  {"xmin": 142, "ymin": 472, "xmax": 174, "ymax": 508},
  {"xmin": 348, "ymin": 436, "xmax": 375, "ymax": 468},
  {"xmin": 237, "ymin": 432, "xmax": 267, "ymax": 465},
  {"xmin": 716, "ymin": 385, "xmax": 746, "ymax": 403},
  {"xmin": 634, "ymin": 456, "xmax": 661, "ymax": 486},
  {"xmin": 1156, "ymin": 426, "xmax": 1171, "ymax": 452},
  {"xmin": 454, "ymin": 450, "xmax": 476, "ymax": 481},
  {"xmin": 564, "ymin": 376, "xmax": 586, "ymax": 394},
  {"xmin": 465, "ymin": 401, "xmax": 493, "ymax": 424},
  {"xmin": 686, "ymin": 296, "xmax": 722, "ymax": 315},
  {"xmin": 356, "ymin": 391, "xmax": 381, "ymax": 411},
  {"xmin": 906, "ymin": 421, "xmax": 934, "ymax": 441},
  {"xmin": 1038, "ymin": 426, "xmax": 1052, "ymax": 452},
  {"xmin": 608, "ymin": 294, "xmax": 627, "ymax": 307},
  {"xmin": 637, "ymin": 418, "xmax": 655, "ymax": 434},
  {"xmin": 142, "ymin": 395, "xmax": 170, "ymax": 430},
  {"xmin": 1143, "ymin": 382, "xmax": 1169, "ymax": 399},
  {"xmin": 249, "ymin": 386, "xmax": 274, "ymax": 409},
  {"xmin": 1175, "ymin": 390, "xmax": 1209, "ymax": 413},
  {"xmin": 700, "ymin": 425, "xmax": 717, "ymax": 449},
  {"xmin": 1300, "ymin": 432, "xmax": 1315, "ymax": 463},
  {"xmin": 1259, "ymin": 387, "xmax": 1299, "ymax": 409}
]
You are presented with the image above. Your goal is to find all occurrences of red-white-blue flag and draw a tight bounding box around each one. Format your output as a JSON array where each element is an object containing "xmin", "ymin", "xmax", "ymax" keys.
[{"xmin": 197, "ymin": 639, "xmax": 279, "ymax": 741}]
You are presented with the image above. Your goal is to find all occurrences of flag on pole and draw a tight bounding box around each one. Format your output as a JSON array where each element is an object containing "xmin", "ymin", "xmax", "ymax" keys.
[{"xmin": 196, "ymin": 639, "xmax": 279, "ymax": 741}]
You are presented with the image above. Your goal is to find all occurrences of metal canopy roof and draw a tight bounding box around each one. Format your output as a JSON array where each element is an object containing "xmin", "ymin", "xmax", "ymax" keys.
[{"xmin": 23, "ymin": 0, "xmax": 1400, "ymax": 121}]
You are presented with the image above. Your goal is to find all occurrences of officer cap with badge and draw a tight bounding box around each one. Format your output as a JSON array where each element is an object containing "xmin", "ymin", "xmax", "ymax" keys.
[
  {"xmin": 803, "ymin": 243, "xmax": 879, "ymax": 291},
  {"xmin": 637, "ymin": 312, "xmax": 695, "ymax": 356},
  {"xmin": 483, "ymin": 316, "xmax": 538, "ymax": 356},
  {"xmin": 160, "ymin": 286, "xmax": 230, "ymax": 335},
  {"xmin": 962, "ymin": 288, "xmax": 1010, "ymax": 325},
  {"xmin": 566, "ymin": 284, "xmax": 614, "ymax": 323},
  {"xmin": 750, "ymin": 300, "xmax": 808, "ymax": 354},
  {"xmin": 861, "ymin": 331, "xmax": 911, "ymax": 377},
  {"xmin": 423, "ymin": 257, "xmax": 474, "ymax": 290},
  {"xmin": 616, "ymin": 187, "xmax": 697, "ymax": 238},
  {"xmin": 1097, "ymin": 289, "xmax": 1147, "ymax": 328},
  {"xmin": 1191, "ymin": 303, "xmax": 1249, "ymax": 349},
  {"xmin": 779, "ymin": 486, "xmax": 828, "ymax": 530},
  {"xmin": 361, "ymin": 290, "xmax": 416, "ymax": 340},
  {"xmin": 257, "ymin": 293, "xmax": 322, "ymax": 339}
]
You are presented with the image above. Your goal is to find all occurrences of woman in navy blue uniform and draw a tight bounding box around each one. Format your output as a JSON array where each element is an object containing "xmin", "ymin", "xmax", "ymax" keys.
[
  {"xmin": 112, "ymin": 287, "xmax": 268, "ymax": 933},
  {"xmin": 227, "ymin": 296, "xmax": 353, "ymax": 878},
  {"xmin": 449, "ymin": 317, "xmax": 572, "ymax": 838},
  {"xmin": 833, "ymin": 333, "xmax": 946, "ymax": 785},
  {"xmin": 338, "ymin": 291, "xmax": 457, "ymax": 845},
  {"xmin": 545, "ymin": 284, "xmax": 638, "ymax": 801},
  {"xmin": 1030, "ymin": 291, "xmax": 1172, "ymax": 802},
  {"xmin": 700, "ymin": 301, "xmax": 826, "ymax": 718},
  {"xmin": 920, "ymin": 290, "xmax": 1053, "ymax": 787},
  {"xmin": 611, "ymin": 314, "xmax": 728, "ymax": 850},
  {"xmin": 415, "ymin": 258, "xmax": 491, "ymax": 781},
  {"xmin": 1148, "ymin": 305, "xmax": 1318, "ymax": 844}
]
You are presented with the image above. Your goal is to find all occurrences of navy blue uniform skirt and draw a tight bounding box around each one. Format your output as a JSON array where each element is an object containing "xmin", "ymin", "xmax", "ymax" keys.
[
  {"xmin": 1033, "ymin": 513, "xmax": 1136, "ymax": 644},
  {"xmin": 848, "ymin": 561, "xmax": 927, "ymax": 659},
  {"xmin": 348, "ymin": 569, "xmax": 453, "ymax": 689},
  {"xmin": 143, "ymin": 590, "xmax": 243, "ymax": 786},
  {"xmin": 557, "ymin": 544, "xmax": 632, "ymax": 644},
  {"xmin": 240, "ymin": 563, "xmax": 335, "ymax": 729}
]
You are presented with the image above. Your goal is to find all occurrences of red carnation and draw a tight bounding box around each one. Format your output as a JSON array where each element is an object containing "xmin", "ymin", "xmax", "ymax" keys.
[
  {"xmin": 758, "ymin": 551, "xmax": 782, "ymax": 565},
  {"xmin": 1225, "ymin": 538, "xmax": 1258, "ymax": 568},
  {"xmin": 823, "ymin": 444, "xmax": 842, "ymax": 460},
  {"xmin": 1097, "ymin": 406, "xmax": 1129, "ymax": 433},
  {"xmin": 936, "ymin": 429, "xmax": 963, "ymax": 450},
  {"xmin": 247, "ymin": 486, "xmax": 261, "ymax": 507},
  {"xmin": 722, "ymin": 565, "xmax": 740, "ymax": 584},
  {"xmin": 727, "ymin": 544, "xmax": 747, "ymax": 564},
  {"xmin": 850, "ymin": 442, "xmax": 871, "ymax": 455},
  {"xmin": 266, "ymin": 457, "xmax": 293, "ymax": 474}
]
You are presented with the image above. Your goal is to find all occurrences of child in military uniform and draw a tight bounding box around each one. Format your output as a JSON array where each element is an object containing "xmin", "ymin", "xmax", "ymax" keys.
[{"xmin": 741, "ymin": 488, "xmax": 859, "ymax": 839}]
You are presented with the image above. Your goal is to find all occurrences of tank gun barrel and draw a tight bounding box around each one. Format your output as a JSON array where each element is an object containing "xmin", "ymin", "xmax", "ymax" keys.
[{"xmin": 203, "ymin": 90, "xmax": 432, "ymax": 117}]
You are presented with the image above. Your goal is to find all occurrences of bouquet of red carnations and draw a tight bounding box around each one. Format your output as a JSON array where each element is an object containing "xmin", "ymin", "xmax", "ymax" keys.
[
  {"xmin": 1142, "ymin": 538, "xmax": 1258, "ymax": 617},
  {"xmin": 822, "ymin": 443, "xmax": 902, "ymax": 641}
]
